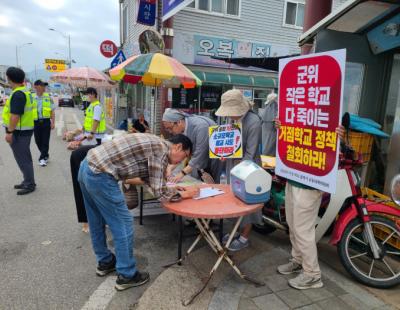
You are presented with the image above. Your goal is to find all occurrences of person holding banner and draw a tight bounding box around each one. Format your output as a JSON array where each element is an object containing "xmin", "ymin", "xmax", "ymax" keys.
[
  {"xmin": 215, "ymin": 89, "xmax": 262, "ymax": 251},
  {"xmin": 275, "ymin": 118, "xmax": 345, "ymax": 290},
  {"xmin": 162, "ymin": 108, "xmax": 222, "ymax": 183}
]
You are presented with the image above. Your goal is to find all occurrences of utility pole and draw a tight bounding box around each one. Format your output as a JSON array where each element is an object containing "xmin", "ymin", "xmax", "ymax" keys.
[
  {"xmin": 68, "ymin": 35, "xmax": 71, "ymax": 68},
  {"xmin": 16, "ymin": 43, "xmax": 32, "ymax": 67},
  {"xmin": 49, "ymin": 28, "xmax": 72, "ymax": 68}
]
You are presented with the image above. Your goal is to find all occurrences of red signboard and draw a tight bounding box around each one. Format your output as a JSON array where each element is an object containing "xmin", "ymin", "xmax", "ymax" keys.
[
  {"xmin": 276, "ymin": 49, "xmax": 346, "ymax": 194},
  {"xmin": 100, "ymin": 40, "xmax": 117, "ymax": 58}
]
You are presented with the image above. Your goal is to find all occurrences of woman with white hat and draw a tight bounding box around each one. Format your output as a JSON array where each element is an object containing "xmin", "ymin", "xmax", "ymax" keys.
[
  {"xmin": 261, "ymin": 92, "xmax": 278, "ymax": 156},
  {"xmin": 215, "ymin": 89, "xmax": 262, "ymax": 251}
]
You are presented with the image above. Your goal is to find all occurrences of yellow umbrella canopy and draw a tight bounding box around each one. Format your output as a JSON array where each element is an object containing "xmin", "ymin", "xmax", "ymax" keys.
[{"xmin": 109, "ymin": 53, "xmax": 202, "ymax": 89}]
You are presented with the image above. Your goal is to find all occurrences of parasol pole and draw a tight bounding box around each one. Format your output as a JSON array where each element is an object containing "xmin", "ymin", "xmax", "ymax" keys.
[{"xmin": 153, "ymin": 78, "xmax": 157, "ymax": 134}]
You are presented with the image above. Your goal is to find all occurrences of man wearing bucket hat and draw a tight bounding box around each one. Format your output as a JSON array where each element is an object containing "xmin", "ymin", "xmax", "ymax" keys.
[
  {"xmin": 215, "ymin": 89, "xmax": 262, "ymax": 251},
  {"xmin": 162, "ymin": 108, "xmax": 222, "ymax": 183}
]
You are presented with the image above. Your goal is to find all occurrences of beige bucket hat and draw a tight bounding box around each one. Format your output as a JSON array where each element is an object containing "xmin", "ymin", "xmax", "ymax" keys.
[{"xmin": 215, "ymin": 89, "xmax": 251, "ymax": 117}]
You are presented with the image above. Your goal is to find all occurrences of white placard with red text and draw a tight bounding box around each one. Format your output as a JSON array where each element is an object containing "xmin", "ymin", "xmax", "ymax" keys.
[{"xmin": 276, "ymin": 49, "xmax": 346, "ymax": 194}]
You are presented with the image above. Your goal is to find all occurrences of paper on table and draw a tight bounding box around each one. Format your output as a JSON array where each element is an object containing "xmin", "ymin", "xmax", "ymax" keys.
[{"xmin": 193, "ymin": 187, "xmax": 225, "ymax": 200}]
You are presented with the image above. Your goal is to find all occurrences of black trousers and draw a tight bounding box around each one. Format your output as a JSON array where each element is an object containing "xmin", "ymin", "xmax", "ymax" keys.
[
  {"xmin": 34, "ymin": 119, "xmax": 51, "ymax": 160},
  {"xmin": 10, "ymin": 131, "xmax": 35, "ymax": 188},
  {"xmin": 70, "ymin": 145, "xmax": 97, "ymax": 223}
]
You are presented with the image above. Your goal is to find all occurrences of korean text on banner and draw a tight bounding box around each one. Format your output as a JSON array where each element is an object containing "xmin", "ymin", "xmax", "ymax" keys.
[
  {"xmin": 275, "ymin": 49, "xmax": 346, "ymax": 194},
  {"xmin": 209, "ymin": 124, "xmax": 243, "ymax": 159},
  {"xmin": 162, "ymin": 0, "xmax": 193, "ymax": 21},
  {"xmin": 137, "ymin": 0, "xmax": 156, "ymax": 26}
]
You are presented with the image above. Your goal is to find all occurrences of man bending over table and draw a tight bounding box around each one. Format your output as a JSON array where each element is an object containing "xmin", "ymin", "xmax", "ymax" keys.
[{"xmin": 78, "ymin": 133, "xmax": 198, "ymax": 291}]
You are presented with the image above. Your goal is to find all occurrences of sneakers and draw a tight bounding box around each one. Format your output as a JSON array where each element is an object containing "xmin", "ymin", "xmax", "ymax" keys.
[
  {"xmin": 222, "ymin": 232, "xmax": 240, "ymax": 245},
  {"xmin": 96, "ymin": 254, "xmax": 116, "ymax": 276},
  {"xmin": 227, "ymin": 237, "xmax": 249, "ymax": 252},
  {"xmin": 14, "ymin": 183, "xmax": 36, "ymax": 189},
  {"xmin": 39, "ymin": 159, "xmax": 47, "ymax": 166},
  {"xmin": 115, "ymin": 271, "xmax": 150, "ymax": 291},
  {"xmin": 288, "ymin": 272, "xmax": 323, "ymax": 290},
  {"xmin": 277, "ymin": 260, "xmax": 303, "ymax": 275},
  {"xmin": 17, "ymin": 187, "xmax": 36, "ymax": 195}
]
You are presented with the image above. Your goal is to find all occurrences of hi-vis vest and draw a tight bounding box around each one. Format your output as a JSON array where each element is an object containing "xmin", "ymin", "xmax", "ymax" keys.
[
  {"xmin": 2, "ymin": 86, "xmax": 34, "ymax": 130},
  {"xmin": 32, "ymin": 92, "xmax": 52, "ymax": 119},
  {"xmin": 84, "ymin": 100, "xmax": 106, "ymax": 134}
]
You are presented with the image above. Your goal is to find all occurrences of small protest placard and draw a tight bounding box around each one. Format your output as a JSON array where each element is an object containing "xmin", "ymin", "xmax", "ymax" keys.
[{"xmin": 209, "ymin": 124, "xmax": 243, "ymax": 159}]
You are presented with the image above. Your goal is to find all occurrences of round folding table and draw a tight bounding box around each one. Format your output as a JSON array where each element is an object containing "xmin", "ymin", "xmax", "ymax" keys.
[{"xmin": 162, "ymin": 184, "xmax": 265, "ymax": 306}]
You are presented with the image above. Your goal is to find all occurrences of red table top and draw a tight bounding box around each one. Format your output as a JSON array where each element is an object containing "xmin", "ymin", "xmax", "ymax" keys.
[{"xmin": 162, "ymin": 184, "xmax": 263, "ymax": 219}]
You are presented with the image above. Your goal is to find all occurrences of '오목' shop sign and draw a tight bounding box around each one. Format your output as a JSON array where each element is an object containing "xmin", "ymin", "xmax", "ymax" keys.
[{"xmin": 275, "ymin": 49, "xmax": 346, "ymax": 194}]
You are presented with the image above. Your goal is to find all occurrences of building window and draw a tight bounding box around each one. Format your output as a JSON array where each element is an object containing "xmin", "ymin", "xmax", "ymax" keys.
[
  {"xmin": 212, "ymin": 0, "xmax": 223, "ymax": 13},
  {"xmin": 253, "ymin": 88, "xmax": 275, "ymax": 109},
  {"xmin": 187, "ymin": 0, "xmax": 240, "ymax": 17},
  {"xmin": 226, "ymin": 0, "xmax": 239, "ymax": 16},
  {"xmin": 283, "ymin": 0, "xmax": 304, "ymax": 29},
  {"xmin": 198, "ymin": 0, "xmax": 209, "ymax": 11}
]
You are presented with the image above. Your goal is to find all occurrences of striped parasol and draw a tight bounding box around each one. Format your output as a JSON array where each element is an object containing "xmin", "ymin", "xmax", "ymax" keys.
[
  {"xmin": 51, "ymin": 67, "xmax": 115, "ymax": 88},
  {"xmin": 109, "ymin": 53, "xmax": 202, "ymax": 89}
]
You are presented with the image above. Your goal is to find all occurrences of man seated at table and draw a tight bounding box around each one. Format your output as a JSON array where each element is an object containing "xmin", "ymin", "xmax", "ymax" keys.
[
  {"xmin": 130, "ymin": 113, "xmax": 151, "ymax": 133},
  {"xmin": 78, "ymin": 133, "xmax": 199, "ymax": 291}
]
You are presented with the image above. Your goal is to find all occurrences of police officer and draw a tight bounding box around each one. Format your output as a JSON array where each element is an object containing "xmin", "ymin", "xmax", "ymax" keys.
[
  {"xmin": 2, "ymin": 67, "xmax": 36, "ymax": 195},
  {"xmin": 32, "ymin": 80, "xmax": 55, "ymax": 166},
  {"xmin": 83, "ymin": 88, "xmax": 106, "ymax": 145}
]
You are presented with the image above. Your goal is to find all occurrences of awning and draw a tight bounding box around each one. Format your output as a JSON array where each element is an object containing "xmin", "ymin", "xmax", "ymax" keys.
[
  {"xmin": 298, "ymin": 0, "xmax": 400, "ymax": 50},
  {"xmin": 191, "ymin": 70, "xmax": 277, "ymax": 88},
  {"xmin": 211, "ymin": 54, "xmax": 299, "ymax": 72}
]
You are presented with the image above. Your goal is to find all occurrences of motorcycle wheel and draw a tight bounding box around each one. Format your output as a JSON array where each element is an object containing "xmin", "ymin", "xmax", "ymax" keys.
[
  {"xmin": 252, "ymin": 223, "xmax": 277, "ymax": 235},
  {"xmin": 337, "ymin": 215, "xmax": 400, "ymax": 288}
]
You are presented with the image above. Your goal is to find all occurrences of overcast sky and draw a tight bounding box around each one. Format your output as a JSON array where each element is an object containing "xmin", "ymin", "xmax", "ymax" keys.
[{"xmin": 0, "ymin": 0, "xmax": 119, "ymax": 74}]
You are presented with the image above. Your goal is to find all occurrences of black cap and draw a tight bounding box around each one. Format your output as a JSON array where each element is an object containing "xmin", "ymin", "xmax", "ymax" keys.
[
  {"xmin": 34, "ymin": 80, "xmax": 49, "ymax": 86},
  {"xmin": 85, "ymin": 87, "xmax": 97, "ymax": 96}
]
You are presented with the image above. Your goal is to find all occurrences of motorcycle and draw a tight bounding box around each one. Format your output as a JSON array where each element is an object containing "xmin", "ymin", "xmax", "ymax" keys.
[{"xmin": 255, "ymin": 117, "xmax": 400, "ymax": 288}]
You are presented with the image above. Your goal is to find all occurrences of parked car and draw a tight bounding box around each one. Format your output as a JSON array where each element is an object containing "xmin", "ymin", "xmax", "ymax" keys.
[{"xmin": 58, "ymin": 94, "xmax": 74, "ymax": 107}]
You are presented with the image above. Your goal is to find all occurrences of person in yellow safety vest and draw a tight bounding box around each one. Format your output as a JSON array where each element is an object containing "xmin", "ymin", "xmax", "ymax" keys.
[
  {"xmin": 83, "ymin": 87, "xmax": 106, "ymax": 145},
  {"xmin": 81, "ymin": 93, "xmax": 89, "ymax": 110},
  {"xmin": 32, "ymin": 80, "xmax": 56, "ymax": 167},
  {"xmin": 2, "ymin": 67, "xmax": 36, "ymax": 195}
]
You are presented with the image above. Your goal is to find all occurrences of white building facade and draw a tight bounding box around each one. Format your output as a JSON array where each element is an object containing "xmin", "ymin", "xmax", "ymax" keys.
[{"xmin": 119, "ymin": 0, "xmax": 347, "ymax": 129}]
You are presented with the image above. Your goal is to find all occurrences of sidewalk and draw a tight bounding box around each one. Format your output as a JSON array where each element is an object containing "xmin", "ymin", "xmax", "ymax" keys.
[{"xmin": 134, "ymin": 230, "xmax": 397, "ymax": 310}]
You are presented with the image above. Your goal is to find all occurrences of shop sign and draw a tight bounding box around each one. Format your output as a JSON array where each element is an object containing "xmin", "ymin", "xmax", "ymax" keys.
[
  {"xmin": 100, "ymin": 40, "xmax": 117, "ymax": 58},
  {"xmin": 137, "ymin": 0, "xmax": 156, "ymax": 26},
  {"xmin": 275, "ymin": 49, "xmax": 346, "ymax": 194},
  {"xmin": 209, "ymin": 124, "xmax": 243, "ymax": 159},
  {"xmin": 201, "ymin": 85, "xmax": 222, "ymax": 109},
  {"xmin": 44, "ymin": 59, "xmax": 66, "ymax": 72},
  {"xmin": 173, "ymin": 32, "xmax": 290, "ymax": 70},
  {"xmin": 194, "ymin": 34, "xmax": 271, "ymax": 67}
]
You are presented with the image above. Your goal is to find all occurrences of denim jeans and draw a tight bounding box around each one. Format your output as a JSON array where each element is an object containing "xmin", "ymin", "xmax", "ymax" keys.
[{"xmin": 78, "ymin": 159, "xmax": 136, "ymax": 278}]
